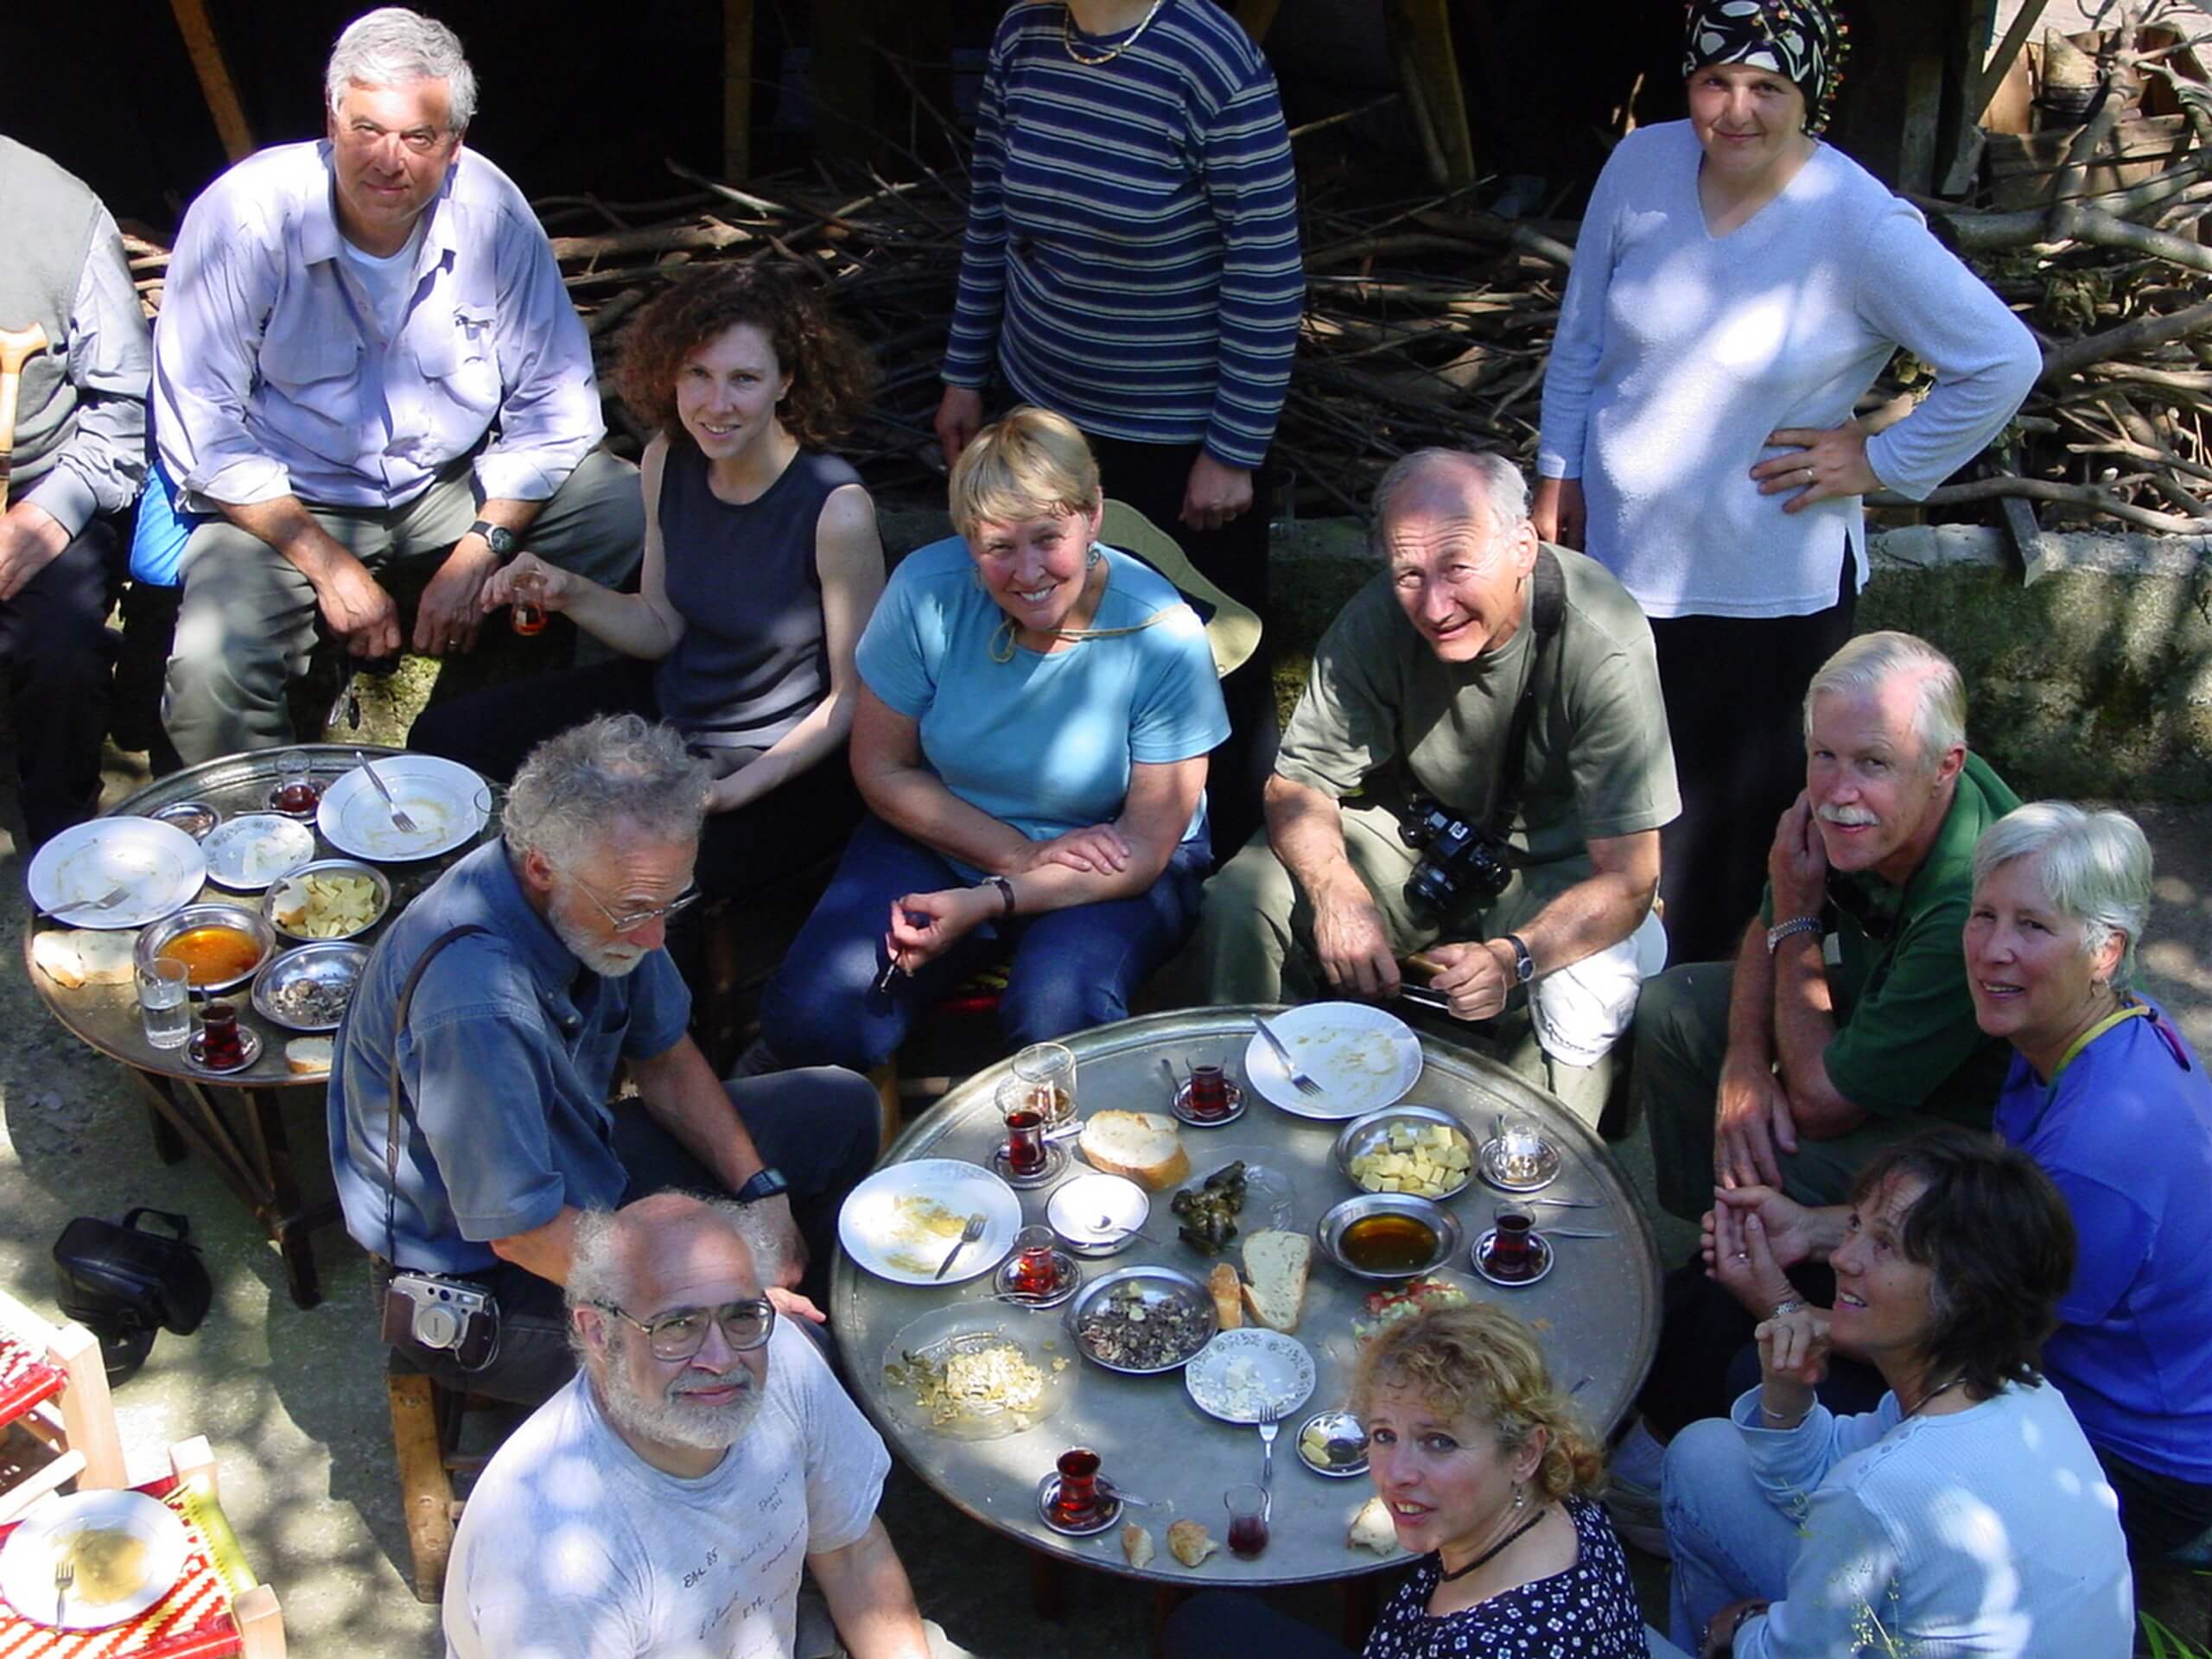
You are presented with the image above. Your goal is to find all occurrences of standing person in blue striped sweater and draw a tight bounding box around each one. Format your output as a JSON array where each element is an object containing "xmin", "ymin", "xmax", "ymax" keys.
[{"xmin": 934, "ymin": 0, "xmax": 1303, "ymax": 861}]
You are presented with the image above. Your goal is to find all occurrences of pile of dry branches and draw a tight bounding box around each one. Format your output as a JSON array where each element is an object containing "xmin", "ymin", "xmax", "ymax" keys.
[{"xmin": 114, "ymin": 32, "xmax": 2212, "ymax": 536}]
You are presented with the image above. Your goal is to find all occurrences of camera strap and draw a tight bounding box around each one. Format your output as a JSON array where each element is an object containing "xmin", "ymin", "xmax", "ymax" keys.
[
  {"xmin": 1486, "ymin": 547, "xmax": 1567, "ymax": 844},
  {"xmin": 383, "ymin": 925, "xmax": 491, "ymax": 1269}
]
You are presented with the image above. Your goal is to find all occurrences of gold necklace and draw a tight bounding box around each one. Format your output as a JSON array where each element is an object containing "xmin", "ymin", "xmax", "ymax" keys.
[{"xmin": 1062, "ymin": 0, "xmax": 1168, "ymax": 67}]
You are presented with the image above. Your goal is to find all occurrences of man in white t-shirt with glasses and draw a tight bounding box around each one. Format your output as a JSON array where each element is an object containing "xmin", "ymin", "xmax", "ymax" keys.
[{"xmin": 445, "ymin": 1193, "xmax": 957, "ymax": 1659}]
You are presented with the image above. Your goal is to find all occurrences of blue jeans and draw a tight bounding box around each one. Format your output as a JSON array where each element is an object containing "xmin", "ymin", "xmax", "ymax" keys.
[
  {"xmin": 1662, "ymin": 1414, "xmax": 1803, "ymax": 1652},
  {"xmin": 760, "ymin": 814, "xmax": 1211, "ymax": 1070}
]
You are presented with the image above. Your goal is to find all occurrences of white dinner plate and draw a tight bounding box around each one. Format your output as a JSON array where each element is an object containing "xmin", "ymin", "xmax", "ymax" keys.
[
  {"xmin": 837, "ymin": 1159, "xmax": 1022, "ymax": 1287},
  {"xmin": 200, "ymin": 813, "xmax": 317, "ymax": 891},
  {"xmin": 1243, "ymin": 1002, "xmax": 1424, "ymax": 1120},
  {"xmin": 317, "ymin": 755, "xmax": 488, "ymax": 861},
  {"xmin": 0, "ymin": 1489, "xmax": 188, "ymax": 1629},
  {"xmin": 1183, "ymin": 1328, "xmax": 1317, "ymax": 1425},
  {"xmin": 25, "ymin": 818, "xmax": 206, "ymax": 929}
]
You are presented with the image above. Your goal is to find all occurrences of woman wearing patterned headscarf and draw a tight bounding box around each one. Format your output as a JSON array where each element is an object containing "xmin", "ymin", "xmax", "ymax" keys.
[{"xmin": 1534, "ymin": 0, "xmax": 2040, "ymax": 966}]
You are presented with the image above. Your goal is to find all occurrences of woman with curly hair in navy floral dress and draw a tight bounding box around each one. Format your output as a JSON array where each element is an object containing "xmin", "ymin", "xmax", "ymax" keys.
[{"xmin": 1166, "ymin": 1303, "xmax": 1653, "ymax": 1657}]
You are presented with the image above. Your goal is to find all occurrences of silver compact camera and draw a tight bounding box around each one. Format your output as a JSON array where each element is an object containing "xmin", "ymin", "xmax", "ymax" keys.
[{"xmin": 382, "ymin": 1271, "xmax": 498, "ymax": 1370}]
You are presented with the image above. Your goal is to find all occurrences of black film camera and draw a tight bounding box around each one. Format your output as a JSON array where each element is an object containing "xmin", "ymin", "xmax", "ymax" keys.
[
  {"xmin": 1398, "ymin": 796, "xmax": 1512, "ymax": 915},
  {"xmin": 382, "ymin": 1271, "xmax": 499, "ymax": 1370}
]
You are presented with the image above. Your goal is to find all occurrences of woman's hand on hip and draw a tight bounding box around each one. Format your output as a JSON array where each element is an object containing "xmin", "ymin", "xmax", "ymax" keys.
[
  {"xmin": 1530, "ymin": 476, "xmax": 1586, "ymax": 550},
  {"xmin": 1182, "ymin": 454, "xmax": 1253, "ymax": 532},
  {"xmin": 1753, "ymin": 420, "xmax": 1881, "ymax": 513},
  {"xmin": 934, "ymin": 387, "xmax": 985, "ymax": 469}
]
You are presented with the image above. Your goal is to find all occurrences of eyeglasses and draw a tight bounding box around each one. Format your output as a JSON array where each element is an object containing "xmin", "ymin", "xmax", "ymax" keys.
[
  {"xmin": 570, "ymin": 874, "xmax": 701, "ymax": 933},
  {"xmin": 593, "ymin": 1298, "xmax": 776, "ymax": 1361}
]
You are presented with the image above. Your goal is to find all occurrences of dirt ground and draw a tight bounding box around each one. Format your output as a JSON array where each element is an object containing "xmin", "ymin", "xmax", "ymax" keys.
[{"xmin": 4, "ymin": 724, "xmax": 2209, "ymax": 1655}]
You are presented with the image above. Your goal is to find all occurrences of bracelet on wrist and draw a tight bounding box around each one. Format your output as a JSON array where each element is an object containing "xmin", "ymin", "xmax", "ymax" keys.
[
  {"xmin": 982, "ymin": 874, "xmax": 1016, "ymax": 916},
  {"xmin": 1764, "ymin": 914, "xmax": 1823, "ymax": 956},
  {"xmin": 1770, "ymin": 1296, "xmax": 1808, "ymax": 1319}
]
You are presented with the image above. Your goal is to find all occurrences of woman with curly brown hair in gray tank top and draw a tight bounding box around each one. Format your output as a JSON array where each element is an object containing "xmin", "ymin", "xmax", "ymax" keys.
[{"xmin": 412, "ymin": 264, "xmax": 887, "ymax": 899}]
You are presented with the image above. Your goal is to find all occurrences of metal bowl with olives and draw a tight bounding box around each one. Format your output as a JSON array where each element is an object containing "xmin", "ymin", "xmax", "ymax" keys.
[{"xmin": 1065, "ymin": 1266, "xmax": 1217, "ymax": 1375}]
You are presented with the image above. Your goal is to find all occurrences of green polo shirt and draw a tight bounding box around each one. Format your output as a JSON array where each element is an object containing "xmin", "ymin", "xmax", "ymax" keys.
[{"xmin": 1783, "ymin": 751, "xmax": 2020, "ymax": 1122}]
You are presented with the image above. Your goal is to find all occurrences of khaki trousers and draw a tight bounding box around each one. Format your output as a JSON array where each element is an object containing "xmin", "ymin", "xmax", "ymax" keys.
[
  {"xmin": 1183, "ymin": 804, "xmax": 1619, "ymax": 1126},
  {"xmin": 162, "ymin": 449, "xmax": 642, "ymax": 766}
]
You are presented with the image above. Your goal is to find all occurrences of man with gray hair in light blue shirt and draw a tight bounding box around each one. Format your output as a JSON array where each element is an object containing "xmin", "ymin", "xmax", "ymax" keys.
[{"xmin": 155, "ymin": 7, "xmax": 642, "ymax": 765}]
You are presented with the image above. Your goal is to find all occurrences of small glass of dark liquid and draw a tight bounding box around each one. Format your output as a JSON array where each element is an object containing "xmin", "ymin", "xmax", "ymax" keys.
[
  {"xmin": 1186, "ymin": 1063, "xmax": 1230, "ymax": 1121},
  {"xmin": 1007, "ymin": 1224, "xmax": 1064, "ymax": 1298},
  {"xmin": 199, "ymin": 1001, "xmax": 247, "ymax": 1070},
  {"xmin": 270, "ymin": 749, "xmax": 321, "ymax": 816},
  {"xmin": 510, "ymin": 566, "xmax": 548, "ymax": 636},
  {"xmin": 1052, "ymin": 1448, "xmax": 1103, "ymax": 1526},
  {"xmin": 997, "ymin": 1079, "xmax": 1047, "ymax": 1177},
  {"xmin": 1484, "ymin": 1205, "xmax": 1540, "ymax": 1282},
  {"xmin": 1224, "ymin": 1483, "xmax": 1269, "ymax": 1558}
]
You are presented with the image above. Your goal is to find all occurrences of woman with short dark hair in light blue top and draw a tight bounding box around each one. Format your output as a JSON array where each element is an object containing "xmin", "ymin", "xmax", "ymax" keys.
[{"xmin": 758, "ymin": 407, "xmax": 1228, "ymax": 1068}]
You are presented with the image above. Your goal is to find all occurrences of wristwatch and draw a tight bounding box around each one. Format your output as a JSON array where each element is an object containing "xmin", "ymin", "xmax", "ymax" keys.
[
  {"xmin": 466, "ymin": 519, "xmax": 518, "ymax": 563},
  {"xmin": 1501, "ymin": 932, "xmax": 1535, "ymax": 986},
  {"xmin": 734, "ymin": 1167, "xmax": 790, "ymax": 1205},
  {"xmin": 1765, "ymin": 915, "xmax": 1824, "ymax": 956}
]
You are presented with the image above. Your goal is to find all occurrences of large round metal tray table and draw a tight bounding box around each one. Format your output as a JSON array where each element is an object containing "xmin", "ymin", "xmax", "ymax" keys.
[
  {"xmin": 832, "ymin": 1007, "xmax": 1662, "ymax": 1591},
  {"xmin": 22, "ymin": 745, "xmax": 486, "ymax": 1307}
]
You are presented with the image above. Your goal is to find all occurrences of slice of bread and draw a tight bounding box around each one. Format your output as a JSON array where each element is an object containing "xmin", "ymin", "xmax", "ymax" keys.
[
  {"xmin": 1240, "ymin": 1230, "xmax": 1311, "ymax": 1333},
  {"xmin": 1349, "ymin": 1495, "xmax": 1397, "ymax": 1554},
  {"xmin": 284, "ymin": 1036, "xmax": 334, "ymax": 1076},
  {"xmin": 1078, "ymin": 1110, "xmax": 1189, "ymax": 1192},
  {"xmin": 1167, "ymin": 1518, "xmax": 1217, "ymax": 1567},
  {"xmin": 1207, "ymin": 1262, "xmax": 1244, "ymax": 1330},
  {"xmin": 1121, "ymin": 1522, "xmax": 1154, "ymax": 1570},
  {"xmin": 31, "ymin": 929, "xmax": 137, "ymax": 988}
]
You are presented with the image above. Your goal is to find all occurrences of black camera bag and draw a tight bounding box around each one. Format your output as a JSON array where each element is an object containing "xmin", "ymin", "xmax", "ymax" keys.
[{"xmin": 51, "ymin": 1208, "xmax": 213, "ymax": 1382}]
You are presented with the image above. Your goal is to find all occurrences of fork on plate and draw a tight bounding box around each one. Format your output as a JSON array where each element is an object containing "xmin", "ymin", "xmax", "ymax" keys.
[
  {"xmin": 51, "ymin": 882, "xmax": 130, "ymax": 919},
  {"xmin": 1256, "ymin": 1397, "xmax": 1281, "ymax": 1514},
  {"xmin": 54, "ymin": 1558, "xmax": 73, "ymax": 1625},
  {"xmin": 1251, "ymin": 1015, "xmax": 1324, "ymax": 1097},
  {"xmin": 354, "ymin": 750, "xmax": 420, "ymax": 835}
]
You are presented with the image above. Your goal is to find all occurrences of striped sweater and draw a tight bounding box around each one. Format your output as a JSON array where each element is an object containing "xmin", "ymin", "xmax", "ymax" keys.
[{"xmin": 942, "ymin": 0, "xmax": 1304, "ymax": 470}]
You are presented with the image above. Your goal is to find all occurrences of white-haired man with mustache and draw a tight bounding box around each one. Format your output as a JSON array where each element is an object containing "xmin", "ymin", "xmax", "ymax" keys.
[
  {"xmin": 1634, "ymin": 632, "xmax": 2020, "ymax": 1223},
  {"xmin": 445, "ymin": 1192, "xmax": 947, "ymax": 1659}
]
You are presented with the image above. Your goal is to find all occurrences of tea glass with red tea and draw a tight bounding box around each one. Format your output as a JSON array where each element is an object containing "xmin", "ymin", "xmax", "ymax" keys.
[
  {"xmin": 1011, "ymin": 1041, "xmax": 1077, "ymax": 1128},
  {"xmin": 1484, "ymin": 1201, "xmax": 1541, "ymax": 1282},
  {"xmin": 270, "ymin": 749, "xmax": 321, "ymax": 816},
  {"xmin": 995, "ymin": 1077, "xmax": 1048, "ymax": 1177},
  {"xmin": 1007, "ymin": 1224, "xmax": 1065, "ymax": 1299},
  {"xmin": 1052, "ymin": 1447, "xmax": 1105, "ymax": 1526},
  {"xmin": 198, "ymin": 1001, "xmax": 247, "ymax": 1070},
  {"xmin": 1224, "ymin": 1483, "xmax": 1269, "ymax": 1558},
  {"xmin": 1185, "ymin": 1062, "xmax": 1231, "ymax": 1121},
  {"xmin": 509, "ymin": 565, "xmax": 549, "ymax": 636}
]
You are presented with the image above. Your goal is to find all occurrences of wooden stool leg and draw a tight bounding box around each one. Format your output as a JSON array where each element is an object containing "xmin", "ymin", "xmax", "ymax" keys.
[
  {"xmin": 232, "ymin": 1582, "xmax": 287, "ymax": 1658},
  {"xmin": 51, "ymin": 1319, "xmax": 126, "ymax": 1490},
  {"xmin": 388, "ymin": 1374, "xmax": 456, "ymax": 1603}
]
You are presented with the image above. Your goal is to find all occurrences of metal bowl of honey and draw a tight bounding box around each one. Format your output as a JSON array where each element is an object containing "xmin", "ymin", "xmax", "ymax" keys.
[
  {"xmin": 1314, "ymin": 1192, "xmax": 1464, "ymax": 1282},
  {"xmin": 133, "ymin": 901, "xmax": 277, "ymax": 994}
]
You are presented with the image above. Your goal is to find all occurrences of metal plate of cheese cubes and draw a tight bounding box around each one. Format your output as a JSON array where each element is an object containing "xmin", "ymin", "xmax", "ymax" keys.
[{"xmin": 1332, "ymin": 1104, "xmax": 1476, "ymax": 1201}]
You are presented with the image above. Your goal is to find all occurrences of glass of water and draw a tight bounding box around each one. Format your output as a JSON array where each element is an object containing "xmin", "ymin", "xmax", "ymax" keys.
[{"xmin": 137, "ymin": 956, "xmax": 193, "ymax": 1049}]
